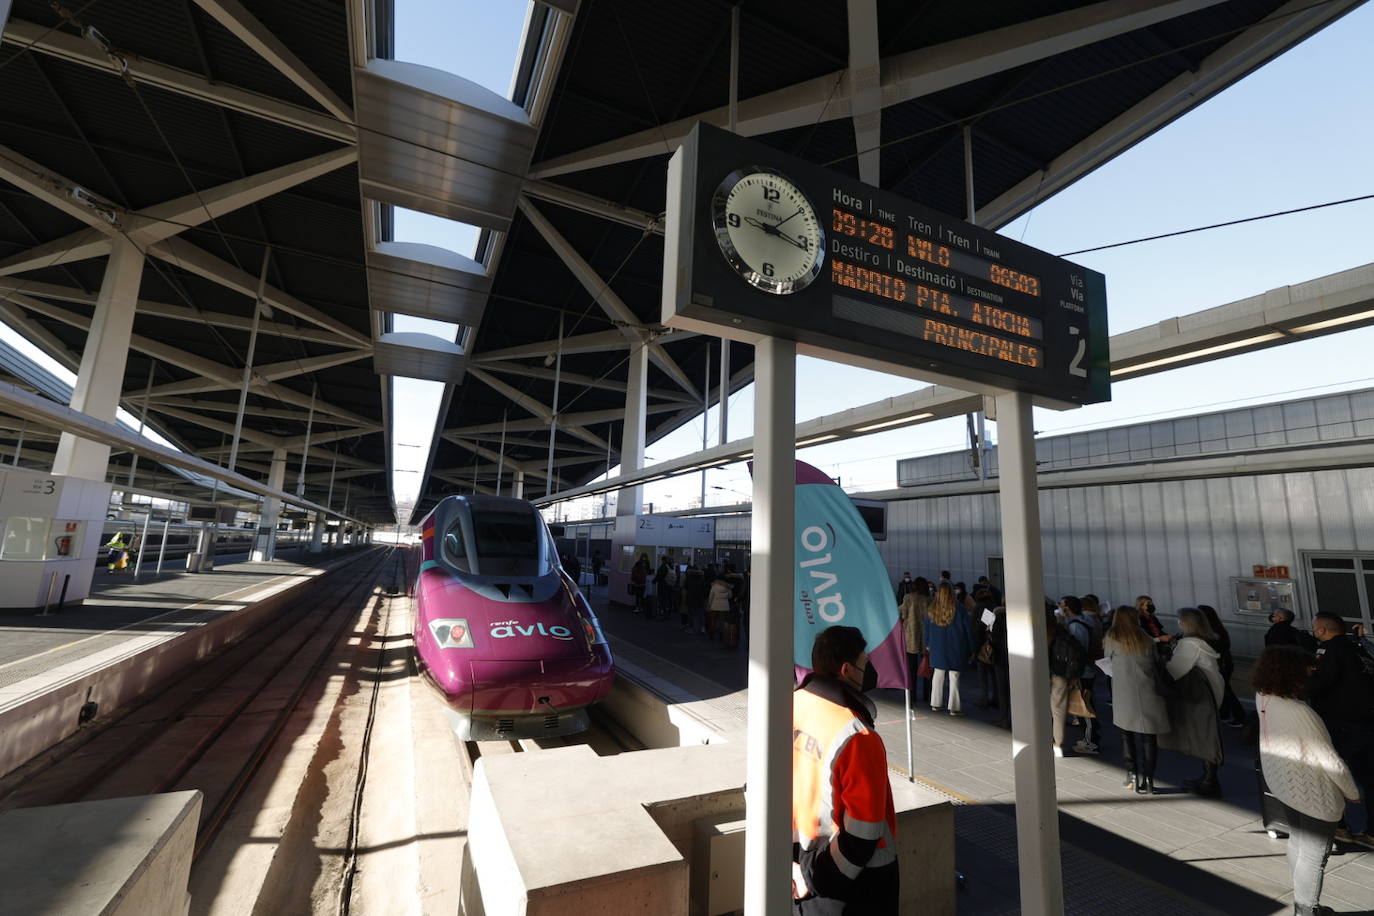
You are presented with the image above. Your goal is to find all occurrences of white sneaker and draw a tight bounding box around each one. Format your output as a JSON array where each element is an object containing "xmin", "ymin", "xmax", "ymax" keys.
[{"xmin": 1052, "ymin": 746, "xmax": 1064, "ymax": 758}]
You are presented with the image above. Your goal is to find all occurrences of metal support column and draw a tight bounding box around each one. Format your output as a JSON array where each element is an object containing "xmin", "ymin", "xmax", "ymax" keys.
[
  {"xmin": 496, "ymin": 411, "xmax": 507, "ymax": 497},
  {"xmin": 295, "ymin": 383, "xmax": 316, "ymax": 497},
  {"xmin": 227, "ymin": 250, "xmax": 271, "ymax": 477},
  {"xmin": 718, "ymin": 339, "xmax": 730, "ymax": 446},
  {"xmin": 743, "ymin": 336, "xmax": 795, "ymax": 916},
  {"xmin": 12, "ymin": 422, "xmax": 25, "ymax": 466},
  {"xmin": 547, "ymin": 313, "xmax": 563, "ymax": 498},
  {"xmin": 728, "ymin": 5, "xmax": 740, "ymax": 133},
  {"xmin": 616, "ymin": 335, "xmax": 649, "ymax": 522},
  {"xmin": 125, "ymin": 361, "xmax": 156, "ymax": 491},
  {"xmin": 965, "ymin": 125, "xmax": 989, "ymax": 477},
  {"xmin": 52, "ymin": 236, "xmax": 145, "ymax": 479},
  {"xmin": 994, "ymin": 388, "xmax": 1063, "ymax": 916},
  {"xmin": 514, "ymin": 469, "xmax": 525, "ymax": 500},
  {"xmin": 252, "ymin": 447, "xmax": 287, "ymax": 562},
  {"xmin": 701, "ymin": 345, "xmax": 710, "ymax": 509}
]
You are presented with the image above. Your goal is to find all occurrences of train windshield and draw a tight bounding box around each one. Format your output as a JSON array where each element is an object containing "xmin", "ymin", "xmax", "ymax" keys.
[{"xmin": 445, "ymin": 508, "xmax": 549, "ymax": 578}]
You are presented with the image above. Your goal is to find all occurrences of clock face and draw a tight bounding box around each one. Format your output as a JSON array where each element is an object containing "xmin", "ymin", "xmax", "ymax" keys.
[{"xmin": 711, "ymin": 168, "xmax": 825, "ymax": 295}]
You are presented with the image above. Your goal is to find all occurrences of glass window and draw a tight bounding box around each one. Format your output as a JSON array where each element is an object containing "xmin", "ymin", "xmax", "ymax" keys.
[
  {"xmin": 470, "ymin": 509, "xmax": 546, "ymax": 577},
  {"xmin": 1312, "ymin": 557, "xmax": 1356, "ymax": 569},
  {"xmin": 1312, "ymin": 571, "xmax": 1360, "ymax": 619},
  {"xmin": 442, "ymin": 519, "xmax": 470, "ymax": 572},
  {"xmin": 2, "ymin": 517, "xmax": 51, "ymax": 561}
]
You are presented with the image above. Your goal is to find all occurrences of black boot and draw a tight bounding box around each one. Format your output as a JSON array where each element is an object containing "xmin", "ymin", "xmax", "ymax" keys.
[
  {"xmin": 1141, "ymin": 735, "xmax": 1158, "ymax": 794},
  {"xmin": 1120, "ymin": 731, "xmax": 1138, "ymax": 789},
  {"xmin": 1189, "ymin": 761, "xmax": 1221, "ymax": 798}
]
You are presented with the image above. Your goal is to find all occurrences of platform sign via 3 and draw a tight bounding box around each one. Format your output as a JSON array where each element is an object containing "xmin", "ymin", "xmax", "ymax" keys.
[{"xmin": 663, "ymin": 123, "xmax": 1110, "ymax": 406}]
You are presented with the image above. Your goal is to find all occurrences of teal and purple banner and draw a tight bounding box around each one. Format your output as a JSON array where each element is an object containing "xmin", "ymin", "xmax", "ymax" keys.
[{"xmin": 753, "ymin": 460, "xmax": 907, "ymax": 688}]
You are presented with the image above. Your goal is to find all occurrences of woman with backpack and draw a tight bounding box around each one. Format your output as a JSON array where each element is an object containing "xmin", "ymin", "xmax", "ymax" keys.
[
  {"xmin": 1104, "ymin": 605, "xmax": 1170, "ymax": 793},
  {"xmin": 925, "ymin": 582, "xmax": 974, "ymax": 716},
  {"xmin": 1047, "ymin": 606, "xmax": 1089, "ymax": 757}
]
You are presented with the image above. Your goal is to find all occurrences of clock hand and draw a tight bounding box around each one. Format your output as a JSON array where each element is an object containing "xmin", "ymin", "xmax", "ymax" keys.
[
  {"xmin": 743, "ymin": 216, "xmax": 780, "ymax": 235},
  {"xmin": 772, "ymin": 227, "xmax": 809, "ymax": 251},
  {"xmin": 773, "ymin": 206, "xmax": 805, "ymax": 230},
  {"xmin": 743, "ymin": 216, "xmax": 807, "ymax": 251}
]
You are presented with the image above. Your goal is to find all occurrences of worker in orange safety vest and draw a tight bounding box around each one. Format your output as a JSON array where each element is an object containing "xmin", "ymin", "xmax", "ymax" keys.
[{"xmin": 792, "ymin": 625, "xmax": 899, "ymax": 913}]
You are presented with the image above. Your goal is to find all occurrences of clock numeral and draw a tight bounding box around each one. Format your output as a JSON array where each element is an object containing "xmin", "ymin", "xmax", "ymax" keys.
[
  {"xmin": 763, "ymin": 187, "xmax": 780, "ymax": 203},
  {"xmin": 762, "ymin": 262, "xmax": 775, "ymax": 277},
  {"xmin": 727, "ymin": 213, "xmax": 740, "ymax": 228}
]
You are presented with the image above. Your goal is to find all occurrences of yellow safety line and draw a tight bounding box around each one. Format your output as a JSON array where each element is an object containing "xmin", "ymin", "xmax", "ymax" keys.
[{"xmin": 887, "ymin": 765, "xmax": 979, "ymax": 805}]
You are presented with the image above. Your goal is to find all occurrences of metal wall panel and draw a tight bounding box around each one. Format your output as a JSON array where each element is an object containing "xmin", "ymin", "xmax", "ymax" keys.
[
  {"xmin": 1350, "ymin": 468, "xmax": 1374, "ymax": 551},
  {"xmin": 1284, "ymin": 400, "xmax": 1319, "ymax": 443},
  {"xmin": 1315, "ymin": 469, "xmax": 1356, "ymax": 548}
]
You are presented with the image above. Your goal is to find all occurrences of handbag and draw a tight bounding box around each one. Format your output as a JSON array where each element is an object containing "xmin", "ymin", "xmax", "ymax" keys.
[
  {"xmin": 917, "ymin": 652, "xmax": 933, "ymax": 679},
  {"xmin": 1068, "ymin": 686, "xmax": 1096, "ymax": 719},
  {"xmin": 977, "ymin": 641, "xmax": 995, "ymax": 665}
]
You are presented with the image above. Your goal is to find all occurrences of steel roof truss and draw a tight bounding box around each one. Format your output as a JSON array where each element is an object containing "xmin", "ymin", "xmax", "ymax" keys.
[
  {"xmin": 148, "ymin": 237, "xmax": 370, "ymax": 347},
  {"xmin": 977, "ymin": 0, "xmax": 1367, "ymax": 229},
  {"xmin": 846, "ymin": 0, "xmax": 881, "ymax": 186},
  {"xmin": 0, "ymin": 19, "xmax": 356, "ymax": 143},
  {"xmin": 516, "ymin": 195, "xmax": 698, "ymax": 397},
  {"xmin": 190, "ymin": 0, "xmax": 355, "ymax": 122},
  {"xmin": 527, "ymin": 0, "xmax": 1230, "ymax": 179},
  {"xmin": 0, "ymin": 278, "xmax": 356, "ymax": 348}
]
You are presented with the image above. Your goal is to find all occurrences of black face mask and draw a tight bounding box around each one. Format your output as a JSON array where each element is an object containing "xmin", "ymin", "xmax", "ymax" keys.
[{"xmin": 860, "ymin": 660, "xmax": 878, "ymax": 693}]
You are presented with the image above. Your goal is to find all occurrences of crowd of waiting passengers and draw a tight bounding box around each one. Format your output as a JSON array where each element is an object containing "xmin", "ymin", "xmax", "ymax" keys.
[
  {"xmin": 562, "ymin": 549, "xmax": 1373, "ymax": 914},
  {"xmin": 618, "ymin": 552, "xmax": 750, "ymax": 649},
  {"xmin": 897, "ymin": 572, "xmax": 1374, "ymax": 916}
]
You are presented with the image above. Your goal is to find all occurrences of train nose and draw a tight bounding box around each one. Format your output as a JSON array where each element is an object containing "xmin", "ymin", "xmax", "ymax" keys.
[{"xmin": 467, "ymin": 656, "xmax": 612, "ymax": 715}]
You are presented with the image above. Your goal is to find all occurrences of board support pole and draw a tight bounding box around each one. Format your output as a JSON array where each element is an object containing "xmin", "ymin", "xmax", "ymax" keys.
[
  {"xmin": 743, "ymin": 335, "xmax": 795, "ymax": 916},
  {"xmin": 995, "ymin": 387, "xmax": 1063, "ymax": 916}
]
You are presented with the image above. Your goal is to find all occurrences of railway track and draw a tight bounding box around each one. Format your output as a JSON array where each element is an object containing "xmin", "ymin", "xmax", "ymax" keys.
[{"xmin": 0, "ymin": 546, "xmax": 397, "ymax": 865}]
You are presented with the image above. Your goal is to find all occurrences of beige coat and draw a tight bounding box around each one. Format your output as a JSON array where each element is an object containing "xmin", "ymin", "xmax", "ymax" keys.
[{"xmin": 898, "ymin": 594, "xmax": 927, "ymax": 655}]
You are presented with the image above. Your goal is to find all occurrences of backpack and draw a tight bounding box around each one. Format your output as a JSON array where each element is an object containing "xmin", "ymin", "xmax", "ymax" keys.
[
  {"xmin": 1069, "ymin": 617, "xmax": 1105, "ymax": 662},
  {"xmin": 1051, "ymin": 631, "xmax": 1088, "ymax": 678},
  {"xmin": 1353, "ymin": 639, "xmax": 1374, "ymax": 703}
]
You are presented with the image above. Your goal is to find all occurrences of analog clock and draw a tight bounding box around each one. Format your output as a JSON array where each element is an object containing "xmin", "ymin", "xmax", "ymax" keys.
[{"xmin": 711, "ymin": 167, "xmax": 825, "ymax": 295}]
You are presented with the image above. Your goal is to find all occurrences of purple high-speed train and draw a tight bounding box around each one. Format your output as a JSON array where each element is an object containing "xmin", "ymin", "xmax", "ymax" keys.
[{"xmin": 413, "ymin": 495, "xmax": 614, "ymax": 740}]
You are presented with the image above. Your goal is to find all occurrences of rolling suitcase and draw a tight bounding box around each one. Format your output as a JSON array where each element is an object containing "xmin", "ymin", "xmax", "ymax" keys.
[{"xmin": 1254, "ymin": 757, "xmax": 1289, "ymax": 839}]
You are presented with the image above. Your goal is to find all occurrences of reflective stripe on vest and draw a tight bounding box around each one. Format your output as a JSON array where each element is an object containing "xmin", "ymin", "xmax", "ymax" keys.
[{"xmin": 793, "ymin": 687, "xmax": 895, "ymax": 864}]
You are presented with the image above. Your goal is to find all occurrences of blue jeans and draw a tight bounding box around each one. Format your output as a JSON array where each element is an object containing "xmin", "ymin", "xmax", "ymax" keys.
[{"xmin": 1280, "ymin": 801, "xmax": 1336, "ymax": 909}]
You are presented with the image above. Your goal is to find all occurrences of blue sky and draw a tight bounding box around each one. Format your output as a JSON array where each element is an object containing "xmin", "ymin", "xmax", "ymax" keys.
[{"xmin": 390, "ymin": 1, "xmax": 1374, "ymax": 514}]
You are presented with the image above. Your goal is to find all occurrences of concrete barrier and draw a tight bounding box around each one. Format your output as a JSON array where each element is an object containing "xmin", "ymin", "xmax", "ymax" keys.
[
  {"xmin": 600, "ymin": 665, "xmax": 734, "ymax": 748},
  {"xmin": 0, "ymin": 559, "xmax": 346, "ymax": 780},
  {"xmin": 468, "ymin": 741, "xmax": 955, "ymax": 916},
  {"xmin": 0, "ymin": 790, "xmax": 201, "ymax": 916}
]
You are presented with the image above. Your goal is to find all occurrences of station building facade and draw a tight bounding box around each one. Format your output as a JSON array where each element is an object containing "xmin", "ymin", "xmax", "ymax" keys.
[{"xmin": 710, "ymin": 386, "xmax": 1374, "ymax": 658}]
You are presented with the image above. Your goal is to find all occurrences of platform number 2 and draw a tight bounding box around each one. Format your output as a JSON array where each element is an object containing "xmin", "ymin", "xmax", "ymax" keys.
[{"xmin": 1068, "ymin": 327, "xmax": 1087, "ymax": 378}]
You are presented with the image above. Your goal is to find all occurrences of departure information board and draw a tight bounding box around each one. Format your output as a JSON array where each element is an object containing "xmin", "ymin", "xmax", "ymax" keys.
[{"xmin": 663, "ymin": 124, "xmax": 1110, "ymax": 406}]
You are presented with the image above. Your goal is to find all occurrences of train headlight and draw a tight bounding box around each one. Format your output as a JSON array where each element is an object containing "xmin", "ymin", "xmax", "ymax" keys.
[
  {"xmin": 580, "ymin": 616, "xmax": 606, "ymax": 648},
  {"xmin": 428, "ymin": 618, "xmax": 474, "ymax": 649}
]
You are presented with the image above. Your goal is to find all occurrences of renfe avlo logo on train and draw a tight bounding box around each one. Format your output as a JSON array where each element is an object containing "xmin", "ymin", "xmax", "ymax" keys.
[{"xmin": 489, "ymin": 619, "xmax": 575, "ymax": 640}]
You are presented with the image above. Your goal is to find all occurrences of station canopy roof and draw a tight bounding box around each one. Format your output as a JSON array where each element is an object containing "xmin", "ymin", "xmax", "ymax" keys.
[{"xmin": 0, "ymin": 0, "xmax": 1360, "ymax": 526}]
